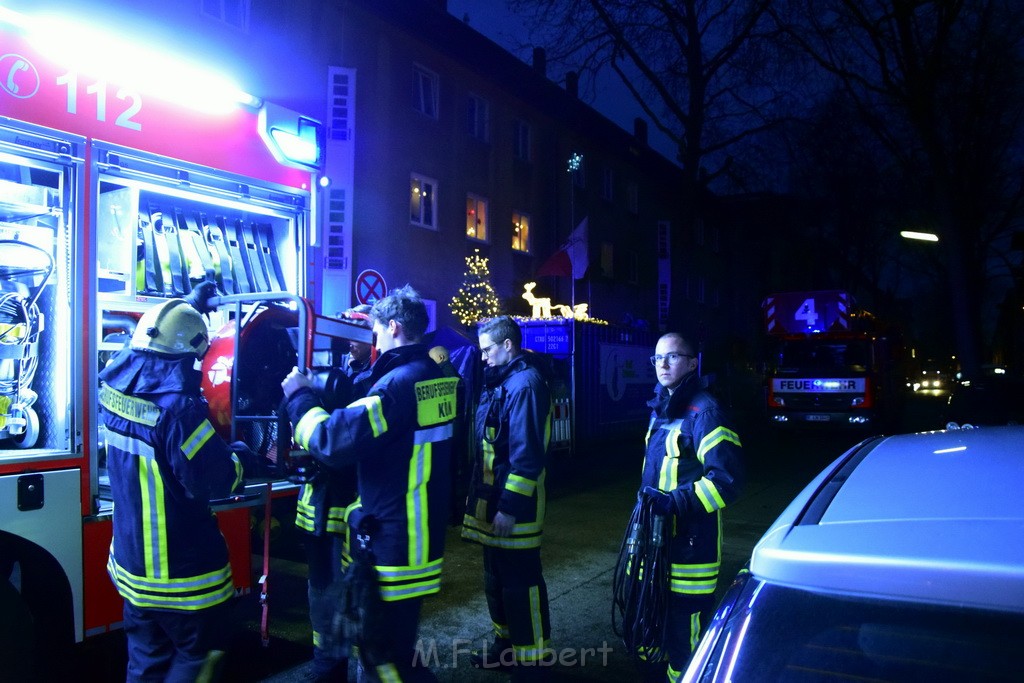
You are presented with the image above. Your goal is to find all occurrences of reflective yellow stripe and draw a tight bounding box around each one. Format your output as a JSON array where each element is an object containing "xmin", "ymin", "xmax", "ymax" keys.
[
  {"xmin": 406, "ymin": 442, "xmax": 431, "ymax": 566},
  {"xmin": 376, "ymin": 663, "xmax": 401, "ymax": 682},
  {"xmin": 460, "ymin": 515, "xmax": 543, "ymax": 549},
  {"xmin": 694, "ymin": 476, "xmax": 725, "ymax": 512},
  {"xmin": 512, "ymin": 584, "xmax": 549, "ymax": 663},
  {"xmin": 376, "ymin": 558, "xmax": 444, "ymax": 601},
  {"xmin": 671, "ymin": 562, "xmax": 720, "ymax": 595},
  {"xmin": 326, "ymin": 506, "xmax": 347, "ymax": 534},
  {"xmin": 295, "ymin": 407, "xmax": 330, "ymax": 450},
  {"xmin": 505, "ymin": 473, "xmax": 536, "ymax": 496},
  {"xmin": 107, "ymin": 556, "xmax": 233, "ymax": 610},
  {"xmin": 295, "ymin": 483, "xmax": 315, "ymax": 532},
  {"xmin": 181, "ymin": 419, "xmax": 215, "ymax": 460},
  {"xmin": 696, "ymin": 426, "xmax": 741, "ymax": 464},
  {"xmin": 482, "ymin": 428, "xmax": 496, "ymax": 485},
  {"xmin": 99, "ymin": 385, "xmax": 161, "ymax": 426},
  {"xmin": 230, "ymin": 453, "xmax": 244, "ymax": 491},
  {"xmin": 689, "ymin": 611, "xmax": 702, "ymax": 653},
  {"xmin": 659, "ymin": 423, "xmax": 681, "ymax": 491},
  {"xmin": 350, "ymin": 395, "xmax": 387, "ymax": 437},
  {"xmin": 138, "ymin": 453, "xmax": 169, "ymax": 579}
]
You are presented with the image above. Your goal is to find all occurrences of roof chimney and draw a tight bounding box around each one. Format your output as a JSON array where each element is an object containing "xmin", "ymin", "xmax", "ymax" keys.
[
  {"xmin": 532, "ymin": 47, "xmax": 547, "ymax": 78},
  {"xmin": 565, "ymin": 71, "xmax": 578, "ymax": 99},
  {"xmin": 634, "ymin": 118, "xmax": 648, "ymax": 146}
]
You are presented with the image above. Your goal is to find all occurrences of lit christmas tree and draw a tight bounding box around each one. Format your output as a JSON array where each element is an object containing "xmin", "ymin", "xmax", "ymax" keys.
[{"xmin": 450, "ymin": 250, "xmax": 502, "ymax": 326}]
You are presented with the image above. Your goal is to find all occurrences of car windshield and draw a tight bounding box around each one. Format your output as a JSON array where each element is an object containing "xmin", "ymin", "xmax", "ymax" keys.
[
  {"xmin": 773, "ymin": 339, "xmax": 869, "ymax": 373},
  {"xmin": 699, "ymin": 582, "xmax": 1023, "ymax": 681}
]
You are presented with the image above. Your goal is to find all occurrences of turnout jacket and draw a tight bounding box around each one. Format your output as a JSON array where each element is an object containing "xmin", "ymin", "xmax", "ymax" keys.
[
  {"xmin": 285, "ymin": 344, "xmax": 458, "ymax": 601},
  {"xmin": 294, "ymin": 356, "xmax": 369, "ymax": 537},
  {"xmin": 462, "ymin": 354, "xmax": 551, "ymax": 550},
  {"xmin": 99, "ymin": 350, "xmax": 244, "ymax": 612},
  {"xmin": 643, "ymin": 372, "xmax": 743, "ymax": 597}
]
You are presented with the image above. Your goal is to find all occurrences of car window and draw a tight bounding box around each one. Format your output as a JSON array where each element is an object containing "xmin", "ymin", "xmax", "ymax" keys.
[{"xmin": 696, "ymin": 581, "xmax": 1023, "ymax": 681}]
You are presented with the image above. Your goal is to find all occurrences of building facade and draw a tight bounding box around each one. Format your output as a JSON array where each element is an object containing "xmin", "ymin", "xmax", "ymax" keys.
[{"xmin": 6, "ymin": 0, "xmax": 747, "ymax": 346}]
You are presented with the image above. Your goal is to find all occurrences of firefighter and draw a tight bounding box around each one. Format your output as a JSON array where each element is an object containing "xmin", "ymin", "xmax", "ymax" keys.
[
  {"xmin": 461, "ymin": 315, "xmax": 553, "ymax": 681},
  {"xmin": 294, "ymin": 305, "xmax": 373, "ymax": 682},
  {"xmin": 281, "ymin": 285, "xmax": 458, "ymax": 682},
  {"xmin": 99, "ymin": 291, "xmax": 249, "ymax": 682},
  {"xmin": 637, "ymin": 332, "xmax": 743, "ymax": 682}
]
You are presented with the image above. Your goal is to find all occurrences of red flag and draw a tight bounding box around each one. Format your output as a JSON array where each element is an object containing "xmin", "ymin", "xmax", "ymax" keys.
[
  {"xmin": 536, "ymin": 218, "xmax": 588, "ymax": 279},
  {"xmin": 536, "ymin": 249, "xmax": 571, "ymax": 277}
]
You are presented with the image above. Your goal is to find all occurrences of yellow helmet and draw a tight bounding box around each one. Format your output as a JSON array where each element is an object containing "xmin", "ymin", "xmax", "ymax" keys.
[{"xmin": 131, "ymin": 299, "xmax": 210, "ymax": 357}]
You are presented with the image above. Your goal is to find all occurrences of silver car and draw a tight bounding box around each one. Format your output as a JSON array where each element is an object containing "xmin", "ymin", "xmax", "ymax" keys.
[{"xmin": 684, "ymin": 426, "xmax": 1024, "ymax": 682}]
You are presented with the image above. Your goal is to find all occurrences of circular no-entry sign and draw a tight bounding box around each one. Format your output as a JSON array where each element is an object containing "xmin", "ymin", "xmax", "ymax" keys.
[{"xmin": 355, "ymin": 269, "xmax": 387, "ymax": 305}]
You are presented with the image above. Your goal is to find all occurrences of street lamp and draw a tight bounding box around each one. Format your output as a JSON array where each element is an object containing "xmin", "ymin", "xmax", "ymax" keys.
[{"xmin": 900, "ymin": 230, "xmax": 939, "ymax": 242}]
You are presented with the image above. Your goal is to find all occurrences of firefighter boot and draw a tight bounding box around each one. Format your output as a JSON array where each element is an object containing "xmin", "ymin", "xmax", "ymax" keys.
[{"xmin": 469, "ymin": 637, "xmax": 514, "ymax": 671}]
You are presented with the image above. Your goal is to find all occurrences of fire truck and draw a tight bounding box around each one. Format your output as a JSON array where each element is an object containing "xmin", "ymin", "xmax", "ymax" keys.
[
  {"xmin": 763, "ymin": 290, "xmax": 905, "ymax": 429},
  {"xmin": 0, "ymin": 5, "xmax": 368, "ymax": 657}
]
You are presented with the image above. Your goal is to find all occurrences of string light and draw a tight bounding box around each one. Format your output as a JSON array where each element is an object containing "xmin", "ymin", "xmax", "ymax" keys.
[{"xmin": 449, "ymin": 249, "xmax": 502, "ymax": 326}]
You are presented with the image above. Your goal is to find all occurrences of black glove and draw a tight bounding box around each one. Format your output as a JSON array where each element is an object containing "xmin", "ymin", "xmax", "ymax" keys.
[
  {"xmin": 641, "ymin": 485, "xmax": 675, "ymax": 516},
  {"xmin": 230, "ymin": 440, "xmax": 274, "ymax": 479},
  {"xmin": 184, "ymin": 276, "xmax": 219, "ymax": 314}
]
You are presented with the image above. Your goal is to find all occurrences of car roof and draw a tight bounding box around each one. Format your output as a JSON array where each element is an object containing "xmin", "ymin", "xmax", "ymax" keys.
[{"xmin": 751, "ymin": 426, "xmax": 1024, "ymax": 614}]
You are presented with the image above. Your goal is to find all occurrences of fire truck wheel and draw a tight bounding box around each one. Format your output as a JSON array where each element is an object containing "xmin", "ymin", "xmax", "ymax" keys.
[
  {"xmin": 10, "ymin": 407, "xmax": 38, "ymax": 449},
  {"xmin": 0, "ymin": 576, "xmax": 34, "ymax": 680}
]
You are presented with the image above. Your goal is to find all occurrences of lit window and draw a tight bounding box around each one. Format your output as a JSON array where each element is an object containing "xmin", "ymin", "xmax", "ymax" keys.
[
  {"xmin": 466, "ymin": 194, "xmax": 488, "ymax": 241},
  {"xmin": 512, "ymin": 211, "xmax": 531, "ymax": 252},
  {"xmin": 468, "ymin": 94, "xmax": 489, "ymax": 141},
  {"xmin": 513, "ymin": 119, "xmax": 531, "ymax": 161},
  {"xmin": 413, "ymin": 64, "xmax": 438, "ymax": 119},
  {"xmin": 410, "ymin": 173, "xmax": 437, "ymax": 229}
]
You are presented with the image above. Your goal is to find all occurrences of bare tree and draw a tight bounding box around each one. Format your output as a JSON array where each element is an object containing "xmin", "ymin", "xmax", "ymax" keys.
[
  {"xmin": 507, "ymin": 0, "xmax": 791, "ymax": 200},
  {"xmin": 773, "ymin": 0, "xmax": 1024, "ymax": 377}
]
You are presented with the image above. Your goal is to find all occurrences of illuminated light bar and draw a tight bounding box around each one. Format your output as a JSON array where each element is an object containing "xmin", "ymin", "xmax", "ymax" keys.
[
  {"xmin": 900, "ymin": 230, "xmax": 939, "ymax": 242},
  {"xmin": 1, "ymin": 6, "xmax": 259, "ymax": 114},
  {"xmin": 259, "ymin": 102, "xmax": 324, "ymax": 170},
  {"xmin": 270, "ymin": 128, "xmax": 318, "ymax": 166}
]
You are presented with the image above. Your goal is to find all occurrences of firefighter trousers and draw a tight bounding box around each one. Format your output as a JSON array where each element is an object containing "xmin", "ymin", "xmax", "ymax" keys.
[
  {"xmin": 482, "ymin": 545, "xmax": 551, "ymax": 665},
  {"xmin": 304, "ymin": 532, "xmax": 348, "ymax": 678},
  {"xmin": 359, "ymin": 596, "xmax": 437, "ymax": 682},
  {"xmin": 122, "ymin": 599, "xmax": 230, "ymax": 683},
  {"xmin": 657, "ymin": 591, "xmax": 715, "ymax": 683}
]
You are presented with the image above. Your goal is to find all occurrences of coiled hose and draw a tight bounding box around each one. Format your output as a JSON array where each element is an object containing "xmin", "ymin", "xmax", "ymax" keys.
[{"xmin": 612, "ymin": 495, "xmax": 670, "ymax": 664}]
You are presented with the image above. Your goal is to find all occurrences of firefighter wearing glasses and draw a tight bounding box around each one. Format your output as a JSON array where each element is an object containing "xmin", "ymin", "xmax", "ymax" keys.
[
  {"xmin": 99, "ymin": 294, "xmax": 247, "ymax": 681},
  {"xmin": 282, "ymin": 286, "xmax": 458, "ymax": 682},
  {"xmin": 637, "ymin": 332, "xmax": 743, "ymax": 682},
  {"xmin": 462, "ymin": 316, "xmax": 553, "ymax": 680}
]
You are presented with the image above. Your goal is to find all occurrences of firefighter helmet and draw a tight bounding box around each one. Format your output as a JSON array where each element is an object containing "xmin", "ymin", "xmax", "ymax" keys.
[
  {"xmin": 130, "ymin": 299, "xmax": 210, "ymax": 357},
  {"xmin": 428, "ymin": 345, "xmax": 450, "ymax": 365}
]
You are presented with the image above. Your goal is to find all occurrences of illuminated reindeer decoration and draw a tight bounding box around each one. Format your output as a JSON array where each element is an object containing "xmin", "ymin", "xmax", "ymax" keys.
[{"xmin": 522, "ymin": 282, "xmax": 590, "ymax": 320}]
